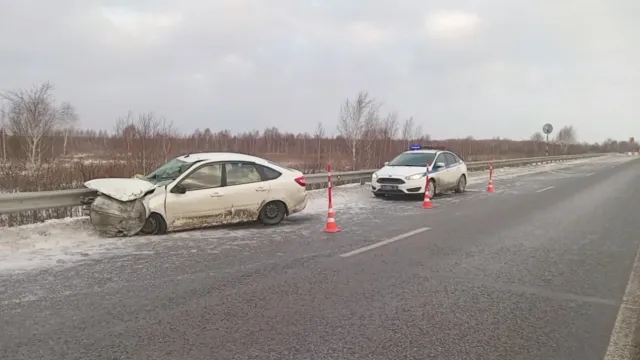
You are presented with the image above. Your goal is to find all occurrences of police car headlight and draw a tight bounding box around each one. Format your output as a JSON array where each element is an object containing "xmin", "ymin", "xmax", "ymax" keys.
[
  {"xmin": 405, "ymin": 173, "xmax": 426, "ymax": 180},
  {"xmin": 372, "ymin": 172, "xmax": 378, "ymax": 179}
]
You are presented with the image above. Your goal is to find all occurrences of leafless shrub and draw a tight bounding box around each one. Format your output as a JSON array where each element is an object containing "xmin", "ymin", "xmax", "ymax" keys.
[{"xmin": 1, "ymin": 82, "xmax": 77, "ymax": 166}]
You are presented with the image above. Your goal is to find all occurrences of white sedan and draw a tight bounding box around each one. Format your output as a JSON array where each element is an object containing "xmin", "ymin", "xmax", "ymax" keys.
[
  {"xmin": 371, "ymin": 148, "xmax": 468, "ymax": 198},
  {"xmin": 84, "ymin": 152, "xmax": 308, "ymax": 236}
]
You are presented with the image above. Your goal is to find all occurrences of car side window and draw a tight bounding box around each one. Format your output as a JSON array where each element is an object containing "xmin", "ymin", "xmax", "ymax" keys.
[
  {"xmin": 180, "ymin": 163, "xmax": 223, "ymax": 191},
  {"xmin": 435, "ymin": 154, "xmax": 449, "ymax": 167},
  {"xmin": 225, "ymin": 162, "xmax": 262, "ymax": 186},
  {"xmin": 255, "ymin": 164, "xmax": 282, "ymax": 181},
  {"xmin": 444, "ymin": 153, "xmax": 458, "ymax": 166}
]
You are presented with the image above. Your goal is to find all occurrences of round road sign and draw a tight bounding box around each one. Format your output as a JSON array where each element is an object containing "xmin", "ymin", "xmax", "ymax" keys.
[{"xmin": 542, "ymin": 123, "xmax": 553, "ymax": 135}]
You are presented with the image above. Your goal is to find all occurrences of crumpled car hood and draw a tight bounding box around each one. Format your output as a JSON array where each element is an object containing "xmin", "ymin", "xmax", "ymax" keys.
[{"xmin": 84, "ymin": 178, "xmax": 158, "ymax": 202}]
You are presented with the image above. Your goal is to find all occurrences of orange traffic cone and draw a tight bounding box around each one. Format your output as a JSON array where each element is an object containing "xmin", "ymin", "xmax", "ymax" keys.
[
  {"xmin": 422, "ymin": 192, "xmax": 433, "ymax": 209},
  {"xmin": 422, "ymin": 182, "xmax": 433, "ymax": 209},
  {"xmin": 323, "ymin": 162, "xmax": 340, "ymax": 233},
  {"xmin": 487, "ymin": 179, "xmax": 494, "ymax": 193},
  {"xmin": 422, "ymin": 168, "xmax": 433, "ymax": 209},
  {"xmin": 324, "ymin": 208, "xmax": 340, "ymax": 232},
  {"xmin": 487, "ymin": 156, "xmax": 495, "ymax": 193}
]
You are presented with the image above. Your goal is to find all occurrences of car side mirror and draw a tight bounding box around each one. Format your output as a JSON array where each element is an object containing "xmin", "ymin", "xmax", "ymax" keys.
[
  {"xmin": 435, "ymin": 162, "xmax": 446, "ymax": 168},
  {"xmin": 384, "ymin": 161, "xmax": 389, "ymax": 166},
  {"xmin": 173, "ymin": 184, "xmax": 187, "ymax": 194}
]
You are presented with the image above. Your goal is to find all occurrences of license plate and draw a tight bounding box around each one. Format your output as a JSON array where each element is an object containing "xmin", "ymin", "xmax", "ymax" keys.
[{"xmin": 381, "ymin": 185, "xmax": 398, "ymax": 190}]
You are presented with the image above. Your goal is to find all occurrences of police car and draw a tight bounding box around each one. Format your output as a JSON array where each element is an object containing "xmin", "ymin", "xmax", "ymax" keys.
[{"xmin": 371, "ymin": 145, "xmax": 468, "ymax": 198}]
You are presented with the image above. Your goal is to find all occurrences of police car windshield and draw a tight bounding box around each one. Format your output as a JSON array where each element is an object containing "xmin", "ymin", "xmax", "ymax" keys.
[{"xmin": 387, "ymin": 152, "xmax": 436, "ymax": 167}]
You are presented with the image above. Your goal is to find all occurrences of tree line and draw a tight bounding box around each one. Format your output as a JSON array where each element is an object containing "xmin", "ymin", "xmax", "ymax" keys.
[{"xmin": 0, "ymin": 83, "xmax": 635, "ymax": 172}]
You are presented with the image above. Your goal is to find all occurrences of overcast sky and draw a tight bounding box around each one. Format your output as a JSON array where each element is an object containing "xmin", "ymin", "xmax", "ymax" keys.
[{"xmin": 1, "ymin": 0, "xmax": 638, "ymax": 142}]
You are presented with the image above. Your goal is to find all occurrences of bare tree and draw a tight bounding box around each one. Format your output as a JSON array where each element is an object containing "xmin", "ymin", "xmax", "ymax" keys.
[
  {"xmin": 362, "ymin": 110, "xmax": 382, "ymax": 167},
  {"xmin": 401, "ymin": 117, "xmax": 415, "ymax": 148},
  {"xmin": 1, "ymin": 82, "xmax": 77, "ymax": 165},
  {"xmin": 159, "ymin": 117, "xmax": 176, "ymax": 162},
  {"xmin": 134, "ymin": 112, "xmax": 161, "ymax": 173},
  {"xmin": 413, "ymin": 124, "xmax": 423, "ymax": 142},
  {"xmin": 530, "ymin": 132, "xmax": 544, "ymax": 142},
  {"xmin": 337, "ymin": 91, "xmax": 380, "ymax": 169},
  {"xmin": 380, "ymin": 112, "xmax": 398, "ymax": 162},
  {"xmin": 556, "ymin": 126, "xmax": 577, "ymax": 153},
  {"xmin": 61, "ymin": 123, "xmax": 76, "ymax": 157},
  {"xmin": 0, "ymin": 105, "xmax": 7, "ymax": 162},
  {"xmin": 314, "ymin": 122, "xmax": 325, "ymax": 169},
  {"xmin": 115, "ymin": 111, "xmax": 135, "ymax": 156}
]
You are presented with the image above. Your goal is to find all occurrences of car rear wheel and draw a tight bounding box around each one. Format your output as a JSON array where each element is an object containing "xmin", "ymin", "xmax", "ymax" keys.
[
  {"xmin": 455, "ymin": 175, "xmax": 467, "ymax": 193},
  {"xmin": 140, "ymin": 212, "xmax": 167, "ymax": 235},
  {"xmin": 259, "ymin": 201, "xmax": 286, "ymax": 225}
]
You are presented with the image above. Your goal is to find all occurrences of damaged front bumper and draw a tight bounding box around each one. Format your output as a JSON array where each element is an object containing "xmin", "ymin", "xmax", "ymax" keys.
[{"xmin": 89, "ymin": 195, "xmax": 147, "ymax": 237}]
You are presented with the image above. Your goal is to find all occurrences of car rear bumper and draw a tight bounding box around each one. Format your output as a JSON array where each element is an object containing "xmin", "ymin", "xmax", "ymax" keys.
[{"xmin": 289, "ymin": 192, "xmax": 308, "ymax": 214}]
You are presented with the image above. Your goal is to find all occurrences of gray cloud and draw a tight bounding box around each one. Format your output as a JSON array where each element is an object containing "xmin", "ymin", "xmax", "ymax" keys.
[{"xmin": 0, "ymin": 0, "xmax": 638, "ymax": 141}]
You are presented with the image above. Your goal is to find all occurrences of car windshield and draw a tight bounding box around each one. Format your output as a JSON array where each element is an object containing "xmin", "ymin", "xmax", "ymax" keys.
[
  {"xmin": 387, "ymin": 152, "xmax": 437, "ymax": 167},
  {"xmin": 143, "ymin": 158, "xmax": 198, "ymax": 184}
]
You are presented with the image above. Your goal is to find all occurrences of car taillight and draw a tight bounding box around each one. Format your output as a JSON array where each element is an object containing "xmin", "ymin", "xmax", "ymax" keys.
[{"xmin": 294, "ymin": 176, "xmax": 306, "ymax": 187}]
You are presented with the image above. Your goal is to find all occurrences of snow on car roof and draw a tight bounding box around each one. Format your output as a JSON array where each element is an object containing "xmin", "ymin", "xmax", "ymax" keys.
[{"xmin": 175, "ymin": 152, "xmax": 269, "ymax": 164}]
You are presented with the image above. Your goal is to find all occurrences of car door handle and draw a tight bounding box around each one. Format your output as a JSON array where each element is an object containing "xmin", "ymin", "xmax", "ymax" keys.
[
  {"xmin": 255, "ymin": 187, "xmax": 268, "ymax": 192},
  {"xmin": 210, "ymin": 193, "xmax": 223, "ymax": 198}
]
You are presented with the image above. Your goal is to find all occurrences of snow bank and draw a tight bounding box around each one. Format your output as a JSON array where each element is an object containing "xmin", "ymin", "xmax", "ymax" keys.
[{"xmin": 0, "ymin": 217, "xmax": 115, "ymax": 273}]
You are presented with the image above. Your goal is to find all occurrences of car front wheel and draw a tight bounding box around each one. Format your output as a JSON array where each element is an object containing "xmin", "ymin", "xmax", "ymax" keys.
[
  {"xmin": 140, "ymin": 212, "xmax": 168, "ymax": 235},
  {"xmin": 427, "ymin": 179, "xmax": 436, "ymax": 198}
]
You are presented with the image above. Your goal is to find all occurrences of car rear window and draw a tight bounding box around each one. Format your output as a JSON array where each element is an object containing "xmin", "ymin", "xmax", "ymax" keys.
[
  {"xmin": 256, "ymin": 164, "xmax": 282, "ymax": 180},
  {"xmin": 266, "ymin": 160, "xmax": 298, "ymax": 172}
]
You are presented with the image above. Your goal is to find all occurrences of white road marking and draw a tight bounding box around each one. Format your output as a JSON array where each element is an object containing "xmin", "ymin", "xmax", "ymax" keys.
[
  {"xmin": 603, "ymin": 245, "xmax": 640, "ymax": 360},
  {"xmin": 585, "ymin": 172, "xmax": 595, "ymax": 176},
  {"xmin": 536, "ymin": 186, "xmax": 555, "ymax": 193},
  {"xmin": 339, "ymin": 227, "xmax": 431, "ymax": 258}
]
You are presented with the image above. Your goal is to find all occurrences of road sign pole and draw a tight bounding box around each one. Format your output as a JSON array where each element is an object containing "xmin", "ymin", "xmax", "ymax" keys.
[
  {"xmin": 545, "ymin": 134, "xmax": 549, "ymax": 156},
  {"xmin": 542, "ymin": 123, "xmax": 553, "ymax": 157}
]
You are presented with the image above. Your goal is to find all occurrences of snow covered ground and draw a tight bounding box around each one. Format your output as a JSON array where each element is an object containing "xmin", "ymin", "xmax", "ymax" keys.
[{"xmin": 0, "ymin": 155, "xmax": 634, "ymax": 274}]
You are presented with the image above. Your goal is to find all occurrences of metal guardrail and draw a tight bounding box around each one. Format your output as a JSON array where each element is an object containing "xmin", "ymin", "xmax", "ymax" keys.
[{"xmin": 0, "ymin": 153, "xmax": 609, "ymax": 214}]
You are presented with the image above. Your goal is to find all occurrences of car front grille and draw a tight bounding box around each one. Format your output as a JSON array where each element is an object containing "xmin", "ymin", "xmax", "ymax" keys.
[{"xmin": 377, "ymin": 177, "xmax": 405, "ymax": 184}]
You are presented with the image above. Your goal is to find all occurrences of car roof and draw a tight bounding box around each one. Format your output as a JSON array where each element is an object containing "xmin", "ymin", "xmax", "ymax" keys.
[
  {"xmin": 403, "ymin": 149, "xmax": 440, "ymax": 154},
  {"xmin": 174, "ymin": 152, "xmax": 269, "ymax": 164}
]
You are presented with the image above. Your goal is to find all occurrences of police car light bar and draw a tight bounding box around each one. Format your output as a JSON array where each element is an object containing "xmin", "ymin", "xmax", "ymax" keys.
[{"xmin": 409, "ymin": 144, "xmax": 448, "ymax": 151}]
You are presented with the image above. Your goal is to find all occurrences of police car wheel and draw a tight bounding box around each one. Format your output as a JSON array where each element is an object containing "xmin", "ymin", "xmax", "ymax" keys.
[
  {"xmin": 427, "ymin": 179, "xmax": 436, "ymax": 198},
  {"xmin": 455, "ymin": 175, "xmax": 467, "ymax": 193}
]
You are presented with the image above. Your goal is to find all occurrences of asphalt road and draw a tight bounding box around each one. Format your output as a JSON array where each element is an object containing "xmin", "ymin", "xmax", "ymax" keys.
[{"xmin": 2, "ymin": 155, "xmax": 640, "ymax": 360}]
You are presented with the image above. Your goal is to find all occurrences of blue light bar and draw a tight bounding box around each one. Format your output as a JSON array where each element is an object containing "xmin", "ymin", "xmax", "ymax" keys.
[{"xmin": 409, "ymin": 144, "xmax": 422, "ymax": 150}]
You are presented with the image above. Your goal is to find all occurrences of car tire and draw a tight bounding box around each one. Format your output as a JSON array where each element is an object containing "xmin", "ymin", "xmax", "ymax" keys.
[
  {"xmin": 427, "ymin": 179, "xmax": 436, "ymax": 198},
  {"xmin": 140, "ymin": 212, "xmax": 167, "ymax": 235},
  {"xmin": 258, "ymin": 201, "xmax": 286, "ymax": 225},
  {"xmin": 454, "ymin": 175, "xmax": 467, "ymax": 193},
  {"xmin": 373, "ymin": 193, "xmax": 385, "ymax": 198}
]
